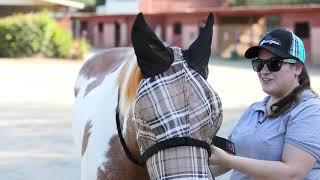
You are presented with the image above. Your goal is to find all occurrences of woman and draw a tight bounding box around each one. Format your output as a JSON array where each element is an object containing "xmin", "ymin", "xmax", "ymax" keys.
[{"xmin": 210, "ymin": 29, "xmax": 320, "ymax": 179}]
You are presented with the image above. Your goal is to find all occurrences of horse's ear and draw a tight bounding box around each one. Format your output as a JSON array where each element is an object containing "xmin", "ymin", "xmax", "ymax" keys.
[
  {"xmin": 183, "ymin": 13, "xmax": 214, "ymax": 79},
  {"xmin": 131, "ymin": 12, "xmax": 174, "ymax": 78}
]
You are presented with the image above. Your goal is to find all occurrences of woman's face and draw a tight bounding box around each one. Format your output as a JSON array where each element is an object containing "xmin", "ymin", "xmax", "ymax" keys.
[{"xmin": 257, "ymin": 49, "xmax": 302, "ymax": 99}]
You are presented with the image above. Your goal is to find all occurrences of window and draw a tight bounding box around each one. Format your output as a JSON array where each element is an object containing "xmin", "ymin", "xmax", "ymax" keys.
[
  {"xmin": 98, "ymin": 22, "xmax": 104, "ymax": 33},
  {"xmin": 294, "ymin": 22, "xmax": 310, "ymax": 38},
  {"xmin": 96, "ymin": 0, "xmax": 106, "ymax": 6},
  {"xmin": 173, "ymin": 22, "xmax": 182, "ymax": 35},
  {"xmin": 80, "ymin": 21, "xmax": 88, "ymax": 32},
  {"xmin": 115, "ymin": 22, "xmax": 120, "ymax": 47},
  {"xmin": 266, "ymin": 16, "xmax": 281, "ymax": 32}
]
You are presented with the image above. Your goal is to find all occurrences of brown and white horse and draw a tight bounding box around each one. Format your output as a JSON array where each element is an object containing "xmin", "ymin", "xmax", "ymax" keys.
[{"xmin": 72, "ymin": 13, "xmax": 223, "ymax": 180}]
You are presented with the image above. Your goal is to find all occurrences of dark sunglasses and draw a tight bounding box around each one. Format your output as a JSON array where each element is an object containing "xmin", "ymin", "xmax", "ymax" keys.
[{"xmin": 251, "ymin": 58, "xmax": 298, "ymax": 72}]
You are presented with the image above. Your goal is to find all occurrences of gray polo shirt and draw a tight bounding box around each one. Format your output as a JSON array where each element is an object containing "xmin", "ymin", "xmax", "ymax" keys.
[{"xmin": 229, "ymin": 89, "xmax": 320, "ymax": 180}]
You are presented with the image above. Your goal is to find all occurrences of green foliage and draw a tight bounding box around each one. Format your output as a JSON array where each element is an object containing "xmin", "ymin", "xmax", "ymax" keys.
[
  {"xmin": 0, "ymin": 11, "xmax": 90, "ymax": 59},
  {"xmin": 69, "ymin": 38, "xmax": 91, "ymax": 59},
  {"xmin": 74, "ymin": 0, "xmax": 96, "ymax": 5}
]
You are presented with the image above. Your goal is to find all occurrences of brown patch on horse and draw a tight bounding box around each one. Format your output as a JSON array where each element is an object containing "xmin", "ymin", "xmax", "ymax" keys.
[
  {"xmin": 96, "ymin": 135, "xmax": 148, "ymax": 180},
  {"xmin": 84, "ymin": 80, "xmax": 101, "ymax": 97},
  {"xmin": 126, "ymin": 64, "xmax": 142, "ymax": 103},
  {"xmin": 117, "ymin": 60, "xmax": 142, "ymax": 105},
  {"xmin": 74, "ymin": 88, "xmax": 79, "ymax": 98},
  {"xmin": 78, "ymin": 48, "xmax": 132, "ymax": 98},
  {"xmin": 82, "ymin": 120, "xmax": 92, "ymax": 156},
  {"xmin": 97, "ymin": 113, "xmax": 148, "ymax": 180}
]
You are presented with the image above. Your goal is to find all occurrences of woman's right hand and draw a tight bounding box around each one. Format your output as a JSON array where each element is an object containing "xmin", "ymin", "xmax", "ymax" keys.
[{"xmin": 209, "ymin": 145, "xmax": 233, "ymax": 166}]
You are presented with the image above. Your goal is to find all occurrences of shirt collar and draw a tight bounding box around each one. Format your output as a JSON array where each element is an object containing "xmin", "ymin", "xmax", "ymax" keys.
[
  {"xmin": 300, "ymin": 89, "xmax": 318, "ymax": 101},
  {"xmin": 252, "ymin": 96, "xmax": 269, "ymax": 113},
  {"xmin": 252, "ymin": 89, "xmax": 317, "ymax": 112}
]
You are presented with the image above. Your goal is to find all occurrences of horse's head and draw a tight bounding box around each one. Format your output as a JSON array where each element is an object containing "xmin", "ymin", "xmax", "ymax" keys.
[{"xmin": 131, "ymin": 13, "xmax": 223, "ymax": 179}]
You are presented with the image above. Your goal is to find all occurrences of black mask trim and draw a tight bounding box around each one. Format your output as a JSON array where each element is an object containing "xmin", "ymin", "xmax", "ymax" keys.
[
  {"xmin": 183, "ymin": 13, "xmax": 214, "ymax": 79},
  {"xmin": 131, "ymin": 12, "xmax": 174, "ymax": 78}
]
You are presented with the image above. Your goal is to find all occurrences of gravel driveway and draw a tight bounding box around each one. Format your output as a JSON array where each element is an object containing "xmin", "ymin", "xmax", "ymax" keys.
[{"xmin": 1, "ymin": 57, "xmax": 319, "ymax": 180}]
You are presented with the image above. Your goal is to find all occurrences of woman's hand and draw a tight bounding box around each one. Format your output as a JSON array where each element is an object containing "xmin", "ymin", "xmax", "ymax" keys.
[{"xmin": 209, "ymin": 145, "xmax": 233, "ymax": 166}]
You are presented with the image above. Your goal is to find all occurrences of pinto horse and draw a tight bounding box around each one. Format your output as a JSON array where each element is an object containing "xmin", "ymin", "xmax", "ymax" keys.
[{"xmin": 73, "ymin": 13, "xmax": 224, "ymax": 180}]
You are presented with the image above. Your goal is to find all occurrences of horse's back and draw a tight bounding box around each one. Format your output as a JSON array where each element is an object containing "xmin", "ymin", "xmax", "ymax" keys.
[
  {"xmin": 73, "ymin": 47, "xmax": 133, "ymax": 149},
  {"xmin": 74, "ymin": 47, "xmax": 133, "ymax": 98}
]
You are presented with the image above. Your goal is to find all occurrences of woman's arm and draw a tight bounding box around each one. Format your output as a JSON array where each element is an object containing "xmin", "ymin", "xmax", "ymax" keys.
[
  {"xmin": 209, "ymin": 145, "xmax": 231, "ymax": 176},
  {"xmin": 210, "ymin": 143, "xmax": 316, "ymax": 179},
  {"xmin": 209, "ymin": 164, "xmax": 231, "ymax": 177}
]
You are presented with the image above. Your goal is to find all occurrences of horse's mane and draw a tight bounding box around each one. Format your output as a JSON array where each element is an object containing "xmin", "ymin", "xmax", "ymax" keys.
[{"xmin": 117, "ymin": 49, "xmax": 142, "ymax": 116}]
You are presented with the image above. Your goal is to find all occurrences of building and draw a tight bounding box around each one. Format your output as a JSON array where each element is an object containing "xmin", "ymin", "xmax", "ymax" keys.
[
  {"xmin": 71, "ymin": 0, "xmax": 320, "ymax": 64},
  {"xmin": 0, "ymin": 0, "xmax": 85, "ymax": 17},
  {"xmin": 139, "ymin": 0, "xmax": 229, "ymax": 13},
  {"xmin": 0, "ymin": 0, "xmax": 85, "ymax": 28},
  {"xmin": 96, "ymin": 0, "xmax": 139, "ymax": 15}
]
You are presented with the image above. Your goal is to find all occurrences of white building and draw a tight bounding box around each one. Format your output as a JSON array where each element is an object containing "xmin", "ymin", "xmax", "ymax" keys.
[
  {"xmin": 96, "ymin": 0, "xmax": 138, "ymax": 14},
  {"xmin": 0, "ymin": 0, "xmax": 84, "ymax": 17}
]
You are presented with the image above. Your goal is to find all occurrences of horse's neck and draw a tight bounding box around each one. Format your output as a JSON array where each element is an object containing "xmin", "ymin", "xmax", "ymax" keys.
[{"xmin": 73, "ymin": 48, "xmax": 147, "ymax": 180}]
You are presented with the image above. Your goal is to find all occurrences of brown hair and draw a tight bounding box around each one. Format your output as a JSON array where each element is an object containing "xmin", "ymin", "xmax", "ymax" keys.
[{"xmin": 269, "ymin": 65, "xmax": 311, "ymax": 117}]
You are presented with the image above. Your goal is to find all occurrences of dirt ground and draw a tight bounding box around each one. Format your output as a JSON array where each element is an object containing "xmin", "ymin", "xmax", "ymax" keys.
[{"xmin": 1, "ymin": 57, "xmax": 319, "ymax": 180}]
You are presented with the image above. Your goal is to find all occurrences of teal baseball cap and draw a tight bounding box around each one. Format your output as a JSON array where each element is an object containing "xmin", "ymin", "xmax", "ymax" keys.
[{"xmin": 245, "ymin": 29, "xmax": 306, "ymax": 63}]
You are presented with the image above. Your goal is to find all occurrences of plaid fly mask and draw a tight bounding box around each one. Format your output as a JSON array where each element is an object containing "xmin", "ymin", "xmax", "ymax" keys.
[
  {"xmin": 129, "ymin": 13, "xmax": 223, "ymax": 179},
  {"xmin": 134, "ymin": 47, "xmax": 222, "ymax": 153},
  {"xmin": 134, "ymin": 46, "xmax": 223, "ymax": 153}
]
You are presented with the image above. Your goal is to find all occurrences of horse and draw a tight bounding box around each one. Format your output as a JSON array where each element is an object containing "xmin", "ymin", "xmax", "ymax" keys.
[{"xmin": 72, "ymin": 13, "xmax": 224, "ymax": 180}]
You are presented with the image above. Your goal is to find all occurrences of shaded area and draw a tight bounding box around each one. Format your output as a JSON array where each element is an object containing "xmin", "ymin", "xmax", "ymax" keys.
[
  {"xmin": 1, "ymin": 57, "xmax": 319, "ymax": 180},
  {"xmin": 0, "ymin": 103, "xmax": 80, "ymax": 180}
]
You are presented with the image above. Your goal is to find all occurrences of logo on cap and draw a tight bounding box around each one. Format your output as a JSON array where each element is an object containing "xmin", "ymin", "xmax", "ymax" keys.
[{"xmin": 260, "ymin": 35, "xmax": 281, "ymax": 46}]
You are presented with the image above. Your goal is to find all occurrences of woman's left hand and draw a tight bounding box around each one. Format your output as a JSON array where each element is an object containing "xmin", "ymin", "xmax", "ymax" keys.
[{"xmin": 209, "ymin": 145, "xmax": 233, "ymax": 166}]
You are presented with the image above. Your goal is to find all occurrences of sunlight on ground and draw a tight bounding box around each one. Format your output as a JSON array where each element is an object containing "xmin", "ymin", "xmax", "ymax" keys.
[{"xmin": 0, "ymin": 57, "xmax": 319, "ymax": 180}]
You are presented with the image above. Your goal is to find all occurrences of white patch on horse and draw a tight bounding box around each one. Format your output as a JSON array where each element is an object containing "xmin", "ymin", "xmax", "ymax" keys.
[
  {"xmin": 73, "ymin": 71, "xmax": 121, "ymax": 179},
  {"xmin": 73, "ymin": 49, "xmax": 140, "ymax": 180}
]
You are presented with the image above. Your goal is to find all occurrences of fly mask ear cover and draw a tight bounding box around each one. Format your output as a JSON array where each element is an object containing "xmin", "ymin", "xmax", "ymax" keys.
[
  {"xmin": 183, "ymin": 13, "xmax": 214, "ymax": 79},
  {"xmin": 131, "ymin": 12, "xmax": 174, "ymax": 78}
]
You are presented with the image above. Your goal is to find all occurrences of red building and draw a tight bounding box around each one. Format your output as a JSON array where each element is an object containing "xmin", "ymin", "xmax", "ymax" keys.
[{"xmin": 71, "ymin": 1, "xmax": 320, "ymax": 64}]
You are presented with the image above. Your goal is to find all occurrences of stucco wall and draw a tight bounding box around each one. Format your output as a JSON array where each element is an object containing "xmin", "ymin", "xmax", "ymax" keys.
[
  {"xmin": 311, "ymin": 28, "xmax": 320, "ymax": 65},
  {"xmin": 282, "ymin": 12, "xmax": 320, "ymax": 64},
  {"xmin": 140, "ymin": 0, "xmax": 228, "ymax": 13}
]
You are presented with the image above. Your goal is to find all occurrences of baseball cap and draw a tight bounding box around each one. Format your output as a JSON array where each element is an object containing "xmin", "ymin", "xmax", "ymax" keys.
[{"xmin": 245, "ymin": 29, "xmax": 306, "ymax": 63}]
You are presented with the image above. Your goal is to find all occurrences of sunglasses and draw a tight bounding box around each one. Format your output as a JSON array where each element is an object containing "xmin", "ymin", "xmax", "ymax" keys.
[{"xmin": 251, "ymin": 58, "xmax": 298, "ymax": 72}]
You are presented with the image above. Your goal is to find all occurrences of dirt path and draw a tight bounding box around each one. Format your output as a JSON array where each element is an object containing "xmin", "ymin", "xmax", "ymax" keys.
[
  {"xmin": 1, "ymin": 58, "xmax": 319, "ymax": 180},
  {"xmin": 0, "ymin": 58, "xmax": 82, "ymax": 180}
]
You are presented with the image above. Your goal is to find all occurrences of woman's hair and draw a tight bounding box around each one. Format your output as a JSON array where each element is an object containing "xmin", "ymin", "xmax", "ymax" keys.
[{"xmin": 269, "ymin": 64, "xmax": 311, "ymax": 118}]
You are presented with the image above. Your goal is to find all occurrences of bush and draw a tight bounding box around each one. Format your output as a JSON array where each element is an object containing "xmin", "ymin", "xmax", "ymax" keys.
[
  {"xmin": 69, "ymin": 38, "xmax": 90, "ymax": 59},
  {"xmin": 0, "ymin": 11, "xmax": 90, "ymax": 59}
]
